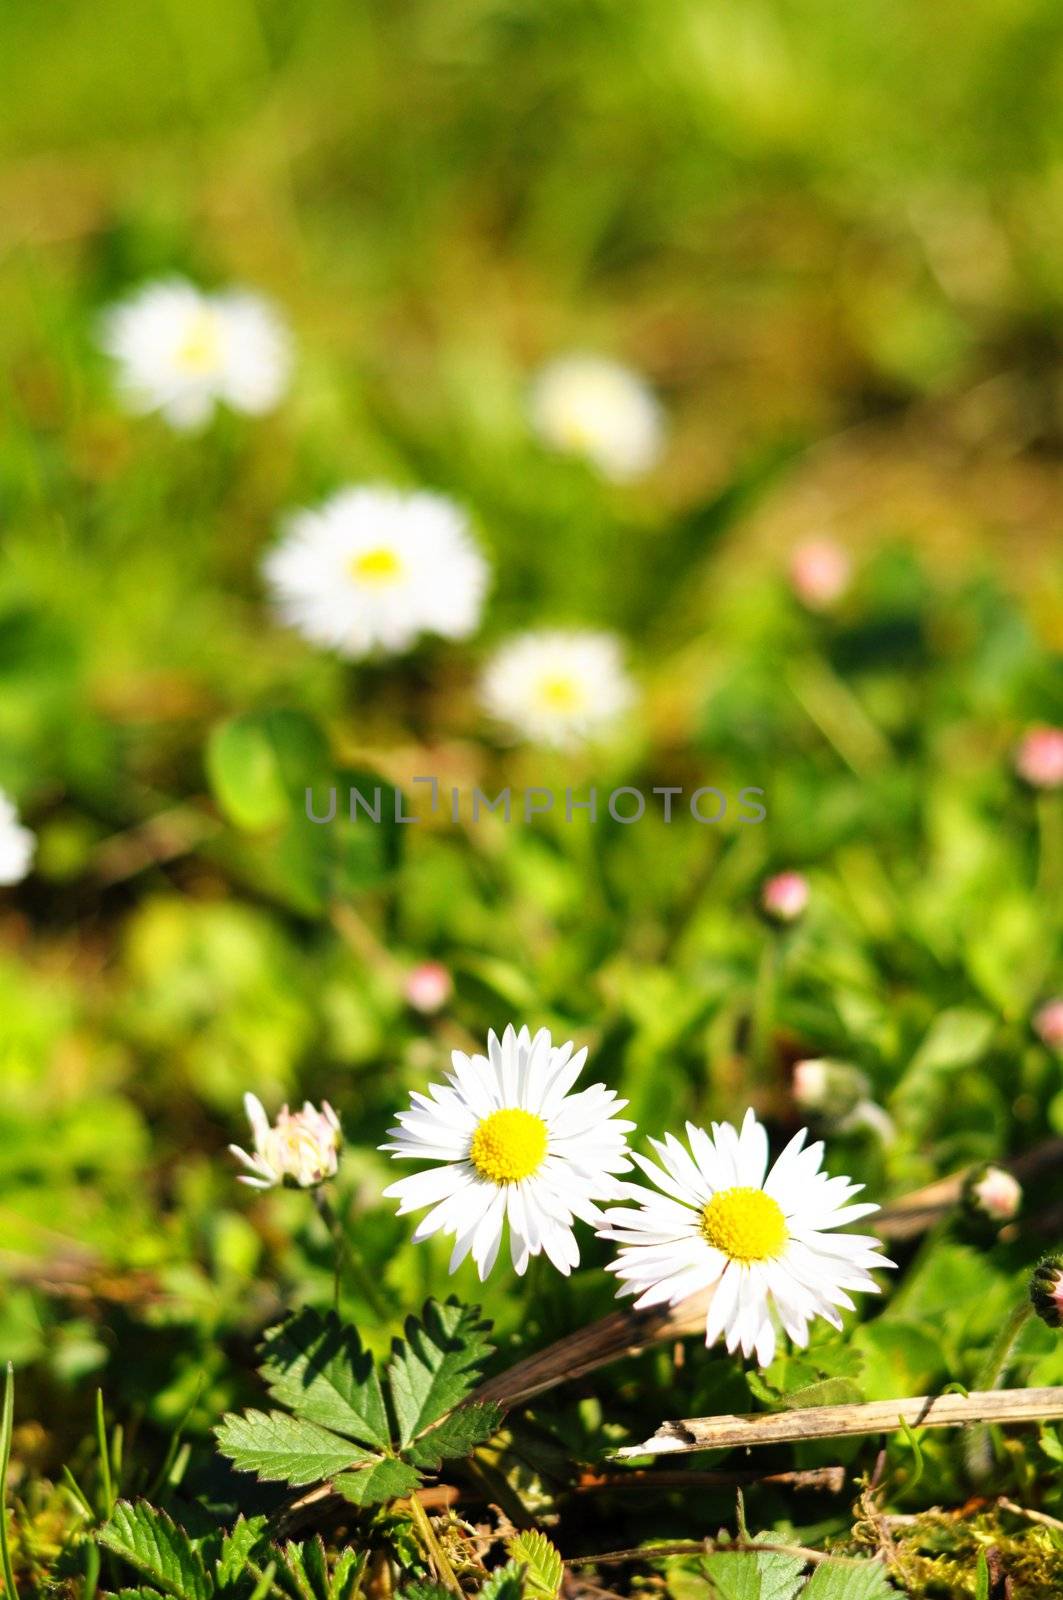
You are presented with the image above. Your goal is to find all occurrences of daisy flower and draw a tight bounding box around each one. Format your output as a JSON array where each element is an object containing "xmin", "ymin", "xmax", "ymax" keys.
[
  {"xmin": 480, "ymin": 629, "xmax": 635, "ymax": 749},
  {"xmin": 229, "ymin": 1093, "xmax": 342, "ymax": 1190},
  {"xmin": 381, "ymin": 1024, "xmax": 634, "ymax": 1280},
  {"xmin": 529, "ymin": 354, "xmax": 664, "ymax": 481},
  {"xmin": 263, "ymin": 485, "xmax": 489, "ymax": 659},
  {"xmin": 599, "ymin": 1109, "xmax": 894, "ymax": 1367},
  {"xmin": 100, "ymin": 278, "xmax": 291, "ymax": 430},
  {"xmin": 0, "ymin": 790, "xmax": 35, "ymax": 885}
]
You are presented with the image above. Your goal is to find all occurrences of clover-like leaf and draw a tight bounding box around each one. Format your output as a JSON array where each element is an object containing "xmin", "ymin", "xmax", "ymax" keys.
[
  {"xmin": 387, "ymin": 1299, "xmax": 494, "ymax": 1448},
  {"xmin": 259, "ymin": 1309, "xmax": 390, "ymax": 1451},
  {"xmin": 214, "ymin": 1410, "xmax": 373, "ymax": 1486}
]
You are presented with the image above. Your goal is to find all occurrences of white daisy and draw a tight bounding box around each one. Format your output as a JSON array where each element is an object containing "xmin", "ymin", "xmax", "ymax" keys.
[
  {"xmin": 100, "ymin": 278, "xmax": 291, "ymax": 430},
  {"xmin": 229, "ymin": 1094, "xmax": 342, "ymax": 1190},
  {"xmin": 599, "ymin": 1109, "xmax": 894, "ymax": 1368},
  {"xmin": 263, "ymin": 485, "xmax": 489, "ymax": 659},
  {"xmin": 0, "ymin": 790, "xmax": 35, "ymax": 886},
  {"xmin": 530, "ymin": 354, "xmax": 664, "ymax": 481},
  {"xmin": 480, "ymin": 629, "xmax": 634, "ymax": 748},
  {"xmin": 381, "ymin": 1024, "xmax": 634, "ymax": 1280}
]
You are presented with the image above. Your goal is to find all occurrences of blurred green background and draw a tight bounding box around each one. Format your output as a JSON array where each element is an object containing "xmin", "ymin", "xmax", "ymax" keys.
[{"xmin": 1, "ymin": 0, "xmax": 1062, "ymax": 1522}]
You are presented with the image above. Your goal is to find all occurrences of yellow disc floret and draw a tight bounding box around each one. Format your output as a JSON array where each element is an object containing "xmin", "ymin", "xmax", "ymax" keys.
[
  {"xmin": 469, "ymin": 1108, "xmax": 549, "ymax": 1184},
  {"xmin": 174, "ymin": 311, "xmax": 223, "ymax": 374},
  {"xmin": 537, "ymin": 674, "xmax": 582, "ymax": 712},
  {"xmin": 700, "ymin": 1186, "xmax": 787, "ymax": 1263},
  {"xmin": 350, "ymin": 547, "xmax": 403, "ymax": 584}
]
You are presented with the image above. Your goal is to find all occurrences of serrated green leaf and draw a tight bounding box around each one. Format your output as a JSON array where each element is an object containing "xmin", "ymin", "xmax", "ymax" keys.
[
  {"xmin": 276, "ymin": 1538, "xmax": 330, "ymax": 1600},
  {"xmin": 259, "ymin": 1309, "xmax": 390, "ymax": 1451},
  {"xmin": 99, "ymin": 1501, "xmax": 213, "ymax": 1600},
  {"xmin": 333, "ymin": 1458, "xmax": 422, "ymax": 1507},
  {"xmin": 330, "ymin": 1549, "xmax": 367, "ymax": 1600},
  {"xmin": 404, "ymin": 1400, "xmax": 501, "ymax": 1469},
  {"xmin": 802, "ymin": 1558, "xmax": 895, "ymax": 1598},
  {"xmin": 397, "ymin": 1584, "xmax": 453, "ymax": 1600},
  {"xmin": 505, "ymin": 1531, "xmax": 563, "ymax": 1599},
  {"xmin": 216, "ymin": 1516, "xmax": 269, "ymax": 1589},
  {"xmin": 387, "ymin": 1299, "xmax": 494, "ymax": 1448},
  {"xmin": 480, "ymin": 1561, "xmax": 527, "ymax": 1600},
  {"xmin": 214, "ymin": 1410, "xmax": 372, "ymax": 1486},
  {"xmin": 702, "ymin": 1546, "xmax": 804, "ymax": 1600}
]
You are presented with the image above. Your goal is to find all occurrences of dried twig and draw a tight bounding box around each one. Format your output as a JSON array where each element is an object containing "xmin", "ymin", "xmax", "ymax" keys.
[{"xmin": 612, "ymin": 1387, "xmax": 1063, "ymax": 1458}]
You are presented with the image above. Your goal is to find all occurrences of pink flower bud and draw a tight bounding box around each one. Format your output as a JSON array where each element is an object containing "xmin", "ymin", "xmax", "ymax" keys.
[
  {"xmin": 1032, "ymin": 1253, "xmax": 1063, "ymax": 1328},
  {"xmin": 1015, "ymin": 726, "xmax": 1063, "ymax": 789},
  {"xmin": 964, "ymin": 1164, "xmax": 1022, "ymax": 1224},
  {"xmin": 405, "ymin": 961, "xmax": 453, "ymax": 1015},
  {"xmin": 761, "ymin": 871, "xmax": 809, "ymax": 923},
  {"xmin": 788, "ymin": 540, "xmax": 851, "ymax": 612},
  {"xmin": 229, "ymin": 1094, "xmax": 342, "ymax": 1190},
  {"xmin": 1034, "ymin": 998, "xmax": 1063, "ymax": 1051}
]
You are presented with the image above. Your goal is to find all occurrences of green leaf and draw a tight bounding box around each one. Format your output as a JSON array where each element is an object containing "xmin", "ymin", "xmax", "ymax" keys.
[
  {"xmin": 207, "ymin": 711, "xmax": 330, "ymax": 832},
  {"xmin": 802, "ymin": 1558, "xmax": 895, "ymax": 1598},
  {"xmin": 702, "ymin": 1547, "xmax": 804, "ymax": 1600},
  {"xmin": 906, "ymin": 1008, "xmax": 995, "ymax": 1076},
  {"xmin": 480, "ymin": 1561, "xmax": 527, "ymax": 1600},
  {"xmin": 388, "ymin": 1299, "xmax": 494, "ymax": 1448},
  {"xmin": 330, "ymin": 1549, "xmax": 368, "ymax": 1600},
  {"xmin": 779, "ymin": 1379, "xmax": 864, "ymax": 1411},
  {"xmin": 277, "ymin": 1539, "xmax": 329, "ymax": 1600},
  {"xmin": 404, "ymin": 1400, "xmax": 501, "ymax": 1469},
  {"xmin": 505, "ymin": 1531, "xmax": 563, "ymax": 1599},
  {"xmin": 216, "ymin": 1517, "xmax": 268, "ymax": 1589},
  {"xmin": 214, "ymin": 1410, "xmax": 372, "ymax": 1487},
  {"xmin": 99, "ymin": 1501, "xmax": 213, "ymax": 1600},
  {"xmin": 259, "ymin": 1310, "xmax": 390, "ymax": 1451},
  {"xmin": 397, "ymin": 1585, "xmax": 453, "ymax": 1600},
  {"xmin": 333, "ymin": 1459, "xmax": 422, "ymax": 1507}
]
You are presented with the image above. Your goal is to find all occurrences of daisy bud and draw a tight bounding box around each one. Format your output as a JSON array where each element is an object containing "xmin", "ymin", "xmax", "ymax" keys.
[
  {"xmin": 788, "ymin": 540, "xmax": 851, "ymax": 612},
  {"xmin": 1014, "ymin": 726, "xmax": 1063, "ymax": 790},
  {"xmin": 1034, "ymin": 998, "xmax": 1063, "ymax": 1052},
  {"xmin": 229, "ymin": 1094, "xmax": 342, "ymax": 1190},
  {"xmin": 405, "ymin": 961, "xmax": 453, "ymax": 1015},
  {"xmin": 1030, "ymin": 1252, "xmax": 1063, "ymax": 1329},
  {"xmin": 760, "ymin": 870, "xmax": 809, "ymax": 923},
  {"xmin": 963, "ymin": 1163, "xmax": 1022, "ymax": 1226},
  {"xmin": 529, "ymin": 354, "xmax": 664, "ymax": 481},
  {"xmin": 792, "ymin": 1058, "xmax": 868, "ymax": 1121},
  {"xmin": 0, "ymin": 790, "xmax": 35, "ymax": 886}
]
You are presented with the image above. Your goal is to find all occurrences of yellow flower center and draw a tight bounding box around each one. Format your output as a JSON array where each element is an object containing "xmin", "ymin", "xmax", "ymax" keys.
[
  {"xmin": 469, "ymin": 1108, "xmax": 549, "ymax": 1184},
  {"xmin": 350, "ymin": 546, "xmax": 403, "ymax": 584},
  {"xmin": 537, "ymin": 674, "xmax": 582, "ymax": 712},
  {"xmin": 174, "ymin": 311, "xmax": 223, "ymax": 375},
  {"xmin": 700, "ymin": 1186, "xmax": 787, "ymax": 1263}
]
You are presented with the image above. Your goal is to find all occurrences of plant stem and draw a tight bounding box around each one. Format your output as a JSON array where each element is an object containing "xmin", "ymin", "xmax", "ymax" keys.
[
  {"xmin": 751, "ymin": 935, "xmax": 778, "ymax": 1077},
  {"xmin": 314, "ymin": 1190, "xmax": 389, "ymax": 1320},
  {"xmin": 1, "ymin": 1363, "xmax": 19, "ymax": 1600},
  {"xmin": 964, "ymin": 1297, "xmax": 1033, "ymax": 1483},
  {"xmin": 407, "ymin": 1495, "xmax": 463, "ymax": 1597},
  {"xmin": 95, "ymin": 1389, "xmax": 115, "ymax": 1517}
]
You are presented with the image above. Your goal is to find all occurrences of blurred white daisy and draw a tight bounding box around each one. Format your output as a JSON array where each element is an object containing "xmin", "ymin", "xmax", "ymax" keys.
[
  {"xmin": 381, "ymin": 1024, "xmax": 634, "ymax": 1280},
  {"xmin": 264, "ymin": 485, "xmax": 488, "ymax": 659},
  {"xmin": 599, "ymin": 1109, "xmax": 894, "ymax": 1367},
  {"xmin": 480, "ymin": 629, "xmax": 634, "ymax": 748},
  {"xmin": 230, "ymin": 1093, "xmax": 342, "ymax": 1190},
  {"xmin": 0, "ymin": 791, "xmax": 35, "ymax": 885},
  {"xmin": 529, "ymin": 354, "xmax": 664, "ymax": 481},
  {"xmin": 100, "ymin": 279, "xmax": 291, "ymax": 430}
]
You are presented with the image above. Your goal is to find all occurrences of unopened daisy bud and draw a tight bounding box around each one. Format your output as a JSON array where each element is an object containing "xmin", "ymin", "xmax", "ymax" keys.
[
  {"xmin": 0, "ymin": 790, "xmax": 35, "ymax": 885},
  {"xmin": 963, "ymin": 1163, "xmax": 1022, "ymax": 1226},
  {"xmin": 529, "ymin": 354, "xmax": 664, "ymax": 481},
  {"xmin": 792, "ymin": 1058, "xmax": 868, "ymax": 1121},
  {"xmin": 229, "ymin": 1094, "xmax": 342, "ymax": 1190},
  {"xmin": 761, "ymin": 870, "xmax": 809, "ymax": 923},
  {"xmin": 788, "ymin": 540, "xmax": 851, "ymax": 612},
  {"xmin": 1031, "ymin": 1252, "xmax": 1063, "ymax": 1329},
  {"xmin": 405, "ymin": 961, "xmax": 453, "ymax": 1015},
  {"xmin": 1015, "ymin": 727, "xmax": 1063, "ymax": 790},
  {"xmin": 1034, "ymin": 998, "xmax": 1063, "ymax": 1052}
]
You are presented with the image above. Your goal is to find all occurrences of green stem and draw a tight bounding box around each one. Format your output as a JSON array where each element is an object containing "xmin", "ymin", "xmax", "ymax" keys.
[
  {"xmin": 407, "ymin": 1495, "xmax": 462, "ymax": 1598},
  {"xmin": 95, "ymin": 1389, "xmax": 115, "ymax": 1517},
  {"xmin": 964, "ymin": 1298, "xmax": 1033, "ymax": 1483},
  {"xmin": 314, "ymin": 1190, "xmax": 389, "ymax": 1321},
  {"xmin": 751, "ymin": 935, "xmax": 779, "ymax": 1077},
  {"xmin": 1, "ymin": 1363, "xmax": 18, "ymax": 1600}
]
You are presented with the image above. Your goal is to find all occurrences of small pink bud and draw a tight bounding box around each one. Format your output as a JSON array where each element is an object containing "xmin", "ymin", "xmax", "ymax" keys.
[
  {"xmin": 761, "ymin": 871, "xmax": 809, "ymax": 923},
  {"xmin": 405, "ymin": 961, "xmax": 453, "ymax": 1015},
  {"xmin": 964, "ymin": 1164, "xmax": 1022, "ymax": 1224},
  {"xmin": 1034, "ymin": 998, "xmax": 1063, "ymax": 1051},
  {"xmin": 788, "ymin": 540, "xmax": 851, "ymax": 612},
  {"xmin": 1015, "ymin": 727, "xmax": 1063, "ymax": 790}
]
